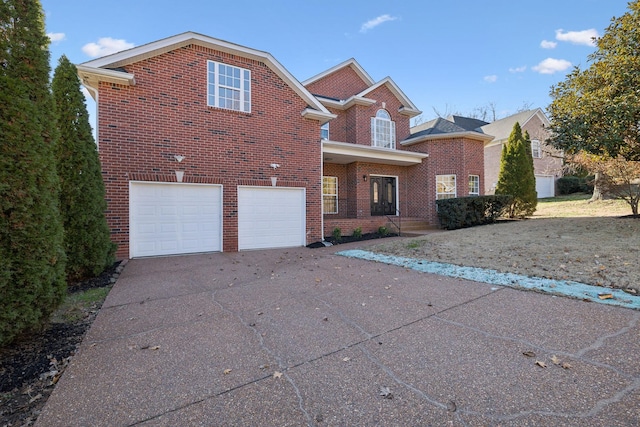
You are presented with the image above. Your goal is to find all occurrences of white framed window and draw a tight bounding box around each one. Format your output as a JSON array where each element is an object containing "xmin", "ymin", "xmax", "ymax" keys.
[
  {"xmin": 469, "ymin": 175, "xmax": 480, "ymax": 195},
  {"xmin": 207, "ymin": 61, "xmax": 251, "ymax": 112},
  {"xmin": 371, "ymin": 109, "xmax": 396, "ymax": 149},
  {"xmin": 531, "ymin": 139, "xmax": 542, "ymax": 158},
  {"xmin": 321, "ymin": 122, "xmax": 329, "ymax": 140},
  {"xmin": 323, "ymin": 176, "xmax": 338, "ymax": 214},
  {"xmin": 436, "ymin": 174, "xmax": 456, "ymax": 200}
]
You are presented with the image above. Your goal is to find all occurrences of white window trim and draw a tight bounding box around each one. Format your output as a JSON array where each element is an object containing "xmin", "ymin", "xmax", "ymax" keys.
[
  {"xmin": 371, "ymin": 109, "xmax": 396, "ymax": 149},
  {"xmin": 436, "ymin": 174, "xmax": 457, "ymax": 200},
  {"xmin": 321, "ymin": 122, "xmax": 329, "ymax": 140},
  {"xmin": 469, "ymin": 175, "xmax": 480, "ymax": 196},
  {"xmin": 531, "ymin": 139, "xmax": 542, "ymax": 158},
  {"xmin": 207, "ymin": 60, "xmax": 251, "ymax": 113},
  {"xmin": 323, "ymin": 176, "xmax": 338, "ymax": 214}
]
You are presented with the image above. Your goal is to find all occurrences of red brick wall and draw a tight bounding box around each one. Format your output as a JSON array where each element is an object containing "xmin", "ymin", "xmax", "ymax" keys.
[
  {"xmin": 485, "ymin": 114, "xmax": 563, "ymax": 194},
  {"xmin": 305, "ymin": 66, "xmax": 370, "ymax": 100},
  {"xmin": 402, "ymin": 138, "xmax": 485, "ymax": 224},
  {"xmin": 523, "ymin": 114, "xmax": 563, "ymax": 179},
  {"xmin": 97, "ymin": 44, "xmax": 322, "ymax": 258}
]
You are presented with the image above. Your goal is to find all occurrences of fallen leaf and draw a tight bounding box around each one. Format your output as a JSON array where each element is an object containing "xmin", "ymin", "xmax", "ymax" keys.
[
  {"xmin": 342, "ymin": 357, "xmax": 350, "ymax": 362},
  {"xmin": 223, "ymin": 369, "xmax": 232, "ymax": 375},
  {"xmin": 28, "ymin": 394, "xmax": 42, "ymax": 404},
  {"xmin": 598, "ymin": 293, "xmax": 613, "ymax": 300},
  {"xmin": 149, "ymin": 345, "xmax": 161, "ymax": 351},
  {"xmin": 379, "ymin": 386, "xmax": 393, "ymax": 399},
  {"xmin": 447, "ymin": 400, "xmax": 457, "ymax": 412},
  {"xmin": 522, "ymin": 351, "xmax": 536, "ymax": 358},
  {"xmin": 273, "ymin": 371, "xmax": 283, "ymax": 379},
  {"xmin": 259, "ymin": 364, "xmax": 269, "ymax": 370},
  {"xmin": 535, "ymin": 360, "xmax": 547, "ymax": 368},
  {"xmin": 551, "ymin": 355, "xmax": 561, "ymax": 365}
]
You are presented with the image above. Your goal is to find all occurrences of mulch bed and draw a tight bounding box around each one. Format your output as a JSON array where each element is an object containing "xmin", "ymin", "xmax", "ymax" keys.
[
  {"xmin": 307, "ymin": 232, "xmax": 399, "ymax": 248},
  {"xmin": 0, "ymin": 262, "xmax": 121, "ymax": 427}
]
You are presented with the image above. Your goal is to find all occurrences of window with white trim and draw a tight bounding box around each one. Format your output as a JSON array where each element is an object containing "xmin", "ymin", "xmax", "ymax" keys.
[
  {"xmin": 321, "ymin": 122, "xmax": 329, "ymax": 140},
  {"xmin": 436, "ymin": 174, "xmax": 456, "ymax": 200},
  {"xmin": 207, "ymin": 61, "xmax": 251, "ymax": 112},
  {"xmin": 531, "ymin": 139, "xmax": 542, "ymax": 158},
  {"xmin": 371, "ymin": 109, "xmax": 396, "ymax": 149},
  {"xmin": 323, "ymin": 176, "xmax": 338, "ymax": 214},
  {"xmin": 469, "ymin": 175, "xmax": 480, "ymax": 196}
]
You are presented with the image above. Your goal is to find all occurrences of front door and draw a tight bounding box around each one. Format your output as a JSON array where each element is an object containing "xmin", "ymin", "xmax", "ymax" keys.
[{"xmin": 370, "ymin": 177, "xmax": 396, "ymax": 216}]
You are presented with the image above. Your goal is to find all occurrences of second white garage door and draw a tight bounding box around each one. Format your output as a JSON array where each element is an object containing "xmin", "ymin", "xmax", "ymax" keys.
[
  {"xmin": 535, "ymin": 175, "xmax": 556, "ymax": 199},
  {"xmin": 238, "ymin": 186, "xmax": 305, "ymax": 250}
]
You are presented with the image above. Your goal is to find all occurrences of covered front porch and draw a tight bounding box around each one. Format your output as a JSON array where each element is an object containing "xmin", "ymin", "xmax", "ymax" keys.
[{"xmin": 321, "ymin": 140, "xmax": 430, "ymax": 238}]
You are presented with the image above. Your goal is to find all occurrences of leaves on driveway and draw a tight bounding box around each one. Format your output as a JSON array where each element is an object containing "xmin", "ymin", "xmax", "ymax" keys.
[{"xmin": 379, "ymin": 386, "xmax": 393, "ymax": 399}]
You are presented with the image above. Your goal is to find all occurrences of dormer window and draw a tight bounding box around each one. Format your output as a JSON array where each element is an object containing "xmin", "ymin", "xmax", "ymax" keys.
[{"xmin": 371, "ymin": 109, "xmax": 396, "ymax": 149}]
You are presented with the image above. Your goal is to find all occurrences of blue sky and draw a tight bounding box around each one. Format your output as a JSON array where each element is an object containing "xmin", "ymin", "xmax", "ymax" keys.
[{"xmin": 42, "ymin": 0, "xmax": 630, "ymax": 124}]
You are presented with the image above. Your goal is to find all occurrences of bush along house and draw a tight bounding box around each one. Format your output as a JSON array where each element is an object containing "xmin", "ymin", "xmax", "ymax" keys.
[{"xmin": 78, "ymin": 32, "xmax": 493, "ymax": 259}]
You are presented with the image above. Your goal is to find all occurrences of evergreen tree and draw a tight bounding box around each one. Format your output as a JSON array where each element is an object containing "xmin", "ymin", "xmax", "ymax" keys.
[
  {"xmin": 0, "ymin": 0, "xmax": 66, "ymax": 345},
  {"xmin": 495, "ymin": 122, "xmax": 537, "ymax": 217},
  {"xmin": 53, "ymin": 56, "xmax": 115, "ymax": 281}
]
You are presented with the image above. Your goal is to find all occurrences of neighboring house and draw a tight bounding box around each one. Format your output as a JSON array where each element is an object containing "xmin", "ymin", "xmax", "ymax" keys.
[
  {"xmin": 479, "ymin": 109, "xmax": 563, "ymax": 198},
  {"xmin": 78, "ymin": 32, "xmax": 492, "ymax": 259}
]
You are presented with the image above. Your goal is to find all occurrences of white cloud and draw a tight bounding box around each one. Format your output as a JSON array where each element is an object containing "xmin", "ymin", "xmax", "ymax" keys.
[
  {"xmin": 509, "ymin": 66, "xmax": 527, "ymax": 73},
  {"xmin": 360, "ymin": 14, "xmax": 398, "ymax": 33},
  {"xmin": 540, "ymin": 40, "xmax": 557, "ymax": 49},
  {"xmin": 532, "ymin": 58, "xmax": 572, "ymax": 74},
  {"xmin": 483, "ymin": 75, "xmax": 498, "ymax": 83},
  {"xmin": 48, "ymin": 32, "xmax": 66, "ymax": 43},
  {"xmin": 82, "ymin": 37, "xmax": 135, "ymax": 58},
  {"xmin": 555, "ymin": 29, "xmax": 599, "ymax": 46}
]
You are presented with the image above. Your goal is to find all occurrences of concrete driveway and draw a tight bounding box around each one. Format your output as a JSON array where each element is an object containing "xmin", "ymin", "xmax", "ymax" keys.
[{"xmin": 36, "ymin": 240, "xmax": 640, "ymax": 426}]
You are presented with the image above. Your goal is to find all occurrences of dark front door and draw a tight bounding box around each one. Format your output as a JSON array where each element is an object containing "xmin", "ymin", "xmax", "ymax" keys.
[{"xmin": 370, "ymin": 177, "xmax": 396, "ymax": 216}]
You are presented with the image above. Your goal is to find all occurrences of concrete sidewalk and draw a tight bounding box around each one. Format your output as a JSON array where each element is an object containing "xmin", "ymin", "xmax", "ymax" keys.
[{"xmin": 36, "ymin": 241, "xmax": 640, "ymax": 426}]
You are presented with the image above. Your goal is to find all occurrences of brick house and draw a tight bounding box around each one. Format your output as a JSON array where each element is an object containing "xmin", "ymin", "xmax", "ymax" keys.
[
  {"xmin": 479, "ymin": 109, "xmax": 563, "ymax": 198},
  {"xmin": 78, "ymin": 32, "xmax": 491, "ymax": 259}
]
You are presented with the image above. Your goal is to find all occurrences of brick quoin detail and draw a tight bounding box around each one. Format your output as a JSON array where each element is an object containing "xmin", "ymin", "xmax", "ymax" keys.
[{"xmin": 98, "ymin": 44, "xmax": 322, "ymax": 258}]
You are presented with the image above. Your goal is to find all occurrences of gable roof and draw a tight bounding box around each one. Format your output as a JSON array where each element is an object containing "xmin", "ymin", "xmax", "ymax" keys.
[
  {"xmin": 302, "ymin": 58, "xmax": 375, "ymax": 87},
  {"xmin": 404, "ymin": 117, "xmax": 494, "ymax": 146},
  {"xmin": 304, "ymin": 60, "xmax": 421, "ymax": 117},
  {"xmin": 479, "ymin": 108, "xmax": 550, "ymax": 141},
  {"xmin": 357, "ymin": 77, "xmax": 421, "ymax": 117},
  {"xmin": 76, "ymin": 31, "xmax": 334, "ymax": 123}
]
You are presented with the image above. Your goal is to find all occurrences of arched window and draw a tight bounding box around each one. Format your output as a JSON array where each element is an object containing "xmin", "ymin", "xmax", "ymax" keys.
[{"xmin": 371, "ymin": 109, "xmax": 396, "ymax": 149}]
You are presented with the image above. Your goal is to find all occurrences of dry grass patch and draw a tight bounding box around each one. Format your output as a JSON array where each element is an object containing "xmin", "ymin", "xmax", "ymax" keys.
[{"xmin": 372, "ymin": 195, "xmax": 640, "ymax": 293}]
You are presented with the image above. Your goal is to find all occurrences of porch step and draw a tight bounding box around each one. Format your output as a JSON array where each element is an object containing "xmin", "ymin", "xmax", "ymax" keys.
[{"xmin": 386, "ymin": 219, "xmax": 440, "ymax": 237}]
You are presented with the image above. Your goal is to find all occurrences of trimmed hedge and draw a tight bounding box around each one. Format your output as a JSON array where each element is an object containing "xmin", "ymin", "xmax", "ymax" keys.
[
  {"xmin": 557, "ymin": 175, "xmax": 593, "ymax": 195},
  {"xmin": 436, "ymin": 195, "xmax": 513, "ymax": 230}
]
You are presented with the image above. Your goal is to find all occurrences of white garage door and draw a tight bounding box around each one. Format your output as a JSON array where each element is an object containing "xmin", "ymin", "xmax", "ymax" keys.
[
  {"xmin": 535, "ymin": 175, "xmax": 555, "ymax": 199},
  {"xmin": 238, "ymin": 187, "xmax": 305, "ymax": 250},
  {"xmin": 130, "ymin": 182, "xmax": 222, "ymax": 258}
]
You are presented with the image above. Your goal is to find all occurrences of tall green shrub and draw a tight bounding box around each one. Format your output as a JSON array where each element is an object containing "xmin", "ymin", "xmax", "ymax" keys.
[
  {"xmin": 53, "ymin": 56, "xmax": 115, "ymax": 281},
  {"xmin": 0, "ymin": 0, "xmax": 66, "ymax": 345},
  {"xmin": 495, "ymin": 122, "xmax": 537, "ymax": 217}
]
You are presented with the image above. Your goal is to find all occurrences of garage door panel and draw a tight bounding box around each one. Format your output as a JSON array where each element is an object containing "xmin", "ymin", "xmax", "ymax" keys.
[
  {"xmin": 130, "ymin": 183, "xmax": 222, "ymax": 257},
  {"xmin": 238, "ymin": 187, "xmax": 305, "ymax": 250},
  {"xmin": 535, "ymin": 175, "xmax": 555, "ymax": 199}
]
